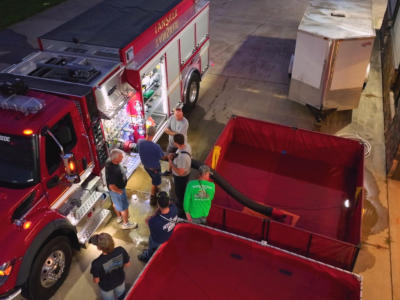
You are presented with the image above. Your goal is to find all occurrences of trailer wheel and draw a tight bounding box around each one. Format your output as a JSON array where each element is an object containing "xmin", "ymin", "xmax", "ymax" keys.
[
  {"xmin": 184, "ymin": 73, "xmax": 200, "ymax": 110},
  {"xmin": 24, "ymin": 236, "xmax": 72, "ymax": 300}
]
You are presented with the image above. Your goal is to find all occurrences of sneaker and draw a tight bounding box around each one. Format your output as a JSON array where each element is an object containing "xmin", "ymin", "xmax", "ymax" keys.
[
  {"xmin": 161, "ymin": 170, "xmax": 172, "ymax": 176},
  {"xmin": 116, "ymin": 216, "xmax": 123, "ymax": 224},
  {"xmin": 121, "ymin": 222, "xmax": 138, "ymax": 230},
  {"xmin": 137, "ymin": 252, "xmax": 150, "ymax": 263}
]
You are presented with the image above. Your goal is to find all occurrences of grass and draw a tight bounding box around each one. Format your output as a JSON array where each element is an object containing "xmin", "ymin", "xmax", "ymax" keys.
[{"xmin": 0, "ymin": 0, "xmax": 67, "ymax": 30}]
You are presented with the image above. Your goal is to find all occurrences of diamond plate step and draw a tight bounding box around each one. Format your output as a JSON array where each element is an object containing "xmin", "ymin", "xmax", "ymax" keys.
[
  {"xmin": 77, "ymin": 209, "xmax": 111, "ymax": 244},
  {"xmin": 67, "ymin": 191, "xmax": 108, "ymax": 225},
  {"xmin": 123, "ymin": 153, "xmax": 141, "ymax": 178}
]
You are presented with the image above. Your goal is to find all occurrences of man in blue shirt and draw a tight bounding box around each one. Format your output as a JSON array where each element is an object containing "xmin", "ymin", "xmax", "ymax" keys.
[
  {"xmin": 137, "ymin": 126, "xmax": 166, "ymax": 205},
  {"xmin": 138, "ymin": 191, "xmax": 178, "ymax": 262}
]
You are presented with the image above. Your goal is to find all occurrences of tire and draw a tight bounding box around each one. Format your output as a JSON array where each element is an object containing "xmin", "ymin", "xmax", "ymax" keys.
[
  {"xmin": 24, "ymin": 236, "xmax": 72, "ymax": 300},
  {"xmin": 184, "ymin": 72, "xmax": 200, "ymax": 110}
]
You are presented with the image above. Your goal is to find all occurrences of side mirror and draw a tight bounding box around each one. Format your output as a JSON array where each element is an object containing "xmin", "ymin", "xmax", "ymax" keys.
[
  {"xmin": 63, "ymin": 153, "xmax": 81, "ymax": 183},
  {"xmin": 47, "ymin": 175, "xmax": 60, "ymax": 188}
]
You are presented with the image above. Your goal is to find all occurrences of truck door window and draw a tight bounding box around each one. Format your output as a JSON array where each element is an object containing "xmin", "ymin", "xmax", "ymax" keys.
[
  {"xmin": 0, "ymin": 134, "xmax": 38, "ymax": 188},
  {"xmin": 45, "ymin": 114, "xmax": 77, "ymax": 174}
]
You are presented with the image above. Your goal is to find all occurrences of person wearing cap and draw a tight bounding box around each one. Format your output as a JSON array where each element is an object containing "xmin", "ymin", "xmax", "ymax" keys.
[
  {"xmin": 168, "ymin": 133, "xmax": 192, "ymax": 215},
  {"xmin": 138, "ymin": 191, "xmax": 178, "ymax": 262},
  {"xmin": 137, "ymin": 126, "xmax": 167, "ymax": 206},
  {"xmin": 184, "ymin": 165, "xmax": 215, "ymax": 224},
  {"xmin": 90, "ymin": 233, "xmax": 130, "ymax": 300},
  {"xmin": 163, "ymin": 104, "xmax": 189, "ymax": 176}
]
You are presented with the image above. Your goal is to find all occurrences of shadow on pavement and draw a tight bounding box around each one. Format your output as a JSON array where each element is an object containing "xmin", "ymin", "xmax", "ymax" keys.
[{"xmin": 221, "ymin": 35, "xmax": 296, "ymax": 85}]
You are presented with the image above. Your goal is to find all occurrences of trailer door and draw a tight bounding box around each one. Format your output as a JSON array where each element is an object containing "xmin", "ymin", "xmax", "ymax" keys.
[{"xmin": 291, "ymin": 31, "xmax": 331, "ymax": 108}]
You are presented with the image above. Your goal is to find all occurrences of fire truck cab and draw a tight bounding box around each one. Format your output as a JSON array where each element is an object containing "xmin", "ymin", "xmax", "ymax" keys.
[{"xmin": 0, "ymin": 0, "xmax": 209, "ymax": 299}]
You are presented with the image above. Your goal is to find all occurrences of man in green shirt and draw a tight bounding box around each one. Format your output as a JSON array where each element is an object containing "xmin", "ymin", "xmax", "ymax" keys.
[{"xmin": 184, "ymin": 165, "xmax": 215, "ymax": 224}]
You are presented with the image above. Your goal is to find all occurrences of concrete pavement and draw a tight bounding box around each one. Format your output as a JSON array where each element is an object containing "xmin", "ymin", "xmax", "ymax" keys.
[{"xmin": 0, "ymin": 0, "xmax": 396, "ymax": 299}]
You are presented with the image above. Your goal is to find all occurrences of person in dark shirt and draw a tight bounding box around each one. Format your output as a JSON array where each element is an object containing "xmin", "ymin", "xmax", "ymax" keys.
[
  {"xmin": 90, "ymin": 233, "xmax": 130, "ymax": 300},
  {"xmin": 105, "ymin": 149, "xmax": 137, "ymax": 230},
  {"xmin": 137, "ymin": 126, "xmax": 167, "ymax": 206},
  {"xmin": 137, "ymin": 191, "xmax": 178, "ymax": 262}
]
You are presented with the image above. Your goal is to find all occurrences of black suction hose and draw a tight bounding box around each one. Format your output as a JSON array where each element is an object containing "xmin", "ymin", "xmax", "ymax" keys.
[{"xmin": 191, "ymin": 159, "xmax": 274, "ymax": 217}]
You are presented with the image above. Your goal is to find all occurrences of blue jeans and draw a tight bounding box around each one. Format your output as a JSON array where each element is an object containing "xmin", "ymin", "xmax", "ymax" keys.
[
  {"xmin": 100, "ymin": 282, "xmax": 125, "ymax": 300},
  {"xmin": 141, "ymin": 236, "xmax": 162, "ymax": 260},
  {"xmin": 109, "ymin": 189, "xmax": 129, "ymax": 212}
]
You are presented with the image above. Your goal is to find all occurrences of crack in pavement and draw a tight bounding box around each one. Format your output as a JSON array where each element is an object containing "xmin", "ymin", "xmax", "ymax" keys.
[{"xmin": 362, "ymin": 241, "xmax": 390, "ymax": 250}]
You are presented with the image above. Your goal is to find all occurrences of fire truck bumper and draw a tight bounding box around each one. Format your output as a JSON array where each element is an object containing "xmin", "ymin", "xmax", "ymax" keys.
[{"xmin": 0, "ymin": 288, "xmax": 21, "ymax": 300}]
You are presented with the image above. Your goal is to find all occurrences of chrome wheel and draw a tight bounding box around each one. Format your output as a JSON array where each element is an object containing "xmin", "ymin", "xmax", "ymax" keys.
[
  {"xmin": 184, "ymin": 73, "xmax": 200, "ymax": 110},
  {"xmin": 40, "ymin": 250, "xmax": 66, "ymax": 288},
  {"xmin": 188, "ymin": 81, "xmax": 198, "ymax": 104}
]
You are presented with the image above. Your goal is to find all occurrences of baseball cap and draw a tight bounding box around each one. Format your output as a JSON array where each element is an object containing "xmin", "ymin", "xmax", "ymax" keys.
[{"xmin": 175, "ymin": 103, "xmax": 183, "ymax": 110}]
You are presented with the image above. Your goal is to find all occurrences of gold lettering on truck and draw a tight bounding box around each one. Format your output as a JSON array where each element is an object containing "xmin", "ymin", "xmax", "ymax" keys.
[
  {"xmin": 155, "ymin": 21, "xmax": 179, "ymax": 47},
  {"xmin": 155, "ymin": 9, "xmax": 178, "ymax": 35}
]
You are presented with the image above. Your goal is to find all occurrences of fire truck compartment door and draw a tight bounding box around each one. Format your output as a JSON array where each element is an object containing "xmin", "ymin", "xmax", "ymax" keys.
[
  {"xmin": 200, "ymin": 40, "xmax": 210, "ymax": 73},
  {"xmin": 95, "ymin": 68, "xmax": 135, "ymax": 119},
  {"xmin": 196, "ymin": 7, "xmax": 209, "ymax": 47},
  {"xmin": 179, "ymin": 23, "xmax": 195, "ymax": 64},
  {"xmin": 166, "ymin": 42, "xmax": 180, "ymax": 87}
]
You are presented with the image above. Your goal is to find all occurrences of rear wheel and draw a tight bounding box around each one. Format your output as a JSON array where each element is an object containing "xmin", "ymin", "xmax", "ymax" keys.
[
  {"xmin": 184, "ymin": 72, "xmax": 200, "ymax": 110},
  {"xmin": 24, "ymin": 236, "xmax": 72, "ymax": 300}
]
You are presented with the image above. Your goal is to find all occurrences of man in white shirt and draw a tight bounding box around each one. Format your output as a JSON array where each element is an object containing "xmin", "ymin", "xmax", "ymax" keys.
[{"xmin": 168, "ymin": 133, "xmax": 191, "ymax": 216}]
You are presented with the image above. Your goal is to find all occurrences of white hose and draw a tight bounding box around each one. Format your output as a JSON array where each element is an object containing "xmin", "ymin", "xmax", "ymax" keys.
[{"xmin": 336, "ymin": 133, "xmax": 372, "ymax": 158}]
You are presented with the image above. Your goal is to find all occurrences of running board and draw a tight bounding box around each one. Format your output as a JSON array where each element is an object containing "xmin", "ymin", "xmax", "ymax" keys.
[
  {"xmin": 77, "ymin": 209, "xmax": 111, "ymax": 244},
  {"xmin": 123, "ymin": 153, "xmax": 141, "ymax": 178},
  {"xmin": 67, "ymin": 191, "xmax": 108, "ymax": 226}
]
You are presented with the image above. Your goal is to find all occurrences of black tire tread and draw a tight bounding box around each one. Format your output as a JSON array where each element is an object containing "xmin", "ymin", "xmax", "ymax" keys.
[{"xmin": 23, "ymin": 236, "xmax": 72, "ymax": 300}]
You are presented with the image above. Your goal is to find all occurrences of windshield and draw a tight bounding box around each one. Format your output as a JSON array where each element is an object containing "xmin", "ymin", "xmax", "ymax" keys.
[{"xmin": 0, "ymin": 133, "xmax": 39, "ymax": 188}]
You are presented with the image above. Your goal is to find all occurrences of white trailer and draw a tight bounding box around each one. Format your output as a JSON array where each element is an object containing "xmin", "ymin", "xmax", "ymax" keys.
[{"xmin": 288, "ymin": 0, "xmax": 375, "ymax": 120}]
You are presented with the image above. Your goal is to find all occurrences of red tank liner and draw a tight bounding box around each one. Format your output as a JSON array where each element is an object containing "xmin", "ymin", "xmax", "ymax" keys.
[
  {"xmin": 126, "ymin": 223, "xmax": 361, "ymax": 300},
  {"xmin": 205, "ymin": 116, "xmax": 364, "ymax": 270}
]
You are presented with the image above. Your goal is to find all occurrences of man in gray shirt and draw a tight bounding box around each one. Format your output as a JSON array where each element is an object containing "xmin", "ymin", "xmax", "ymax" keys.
[
  {"xmin": 164, "ymin": 105, "xmax": 189, "ymax": 153},
  {"xmin": 168, "ymin": 133, "xmax": 191, "ymax": 216}
]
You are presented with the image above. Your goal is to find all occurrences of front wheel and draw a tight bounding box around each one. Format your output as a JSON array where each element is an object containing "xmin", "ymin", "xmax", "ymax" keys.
[
  {"xmin": 24, "ymin": 236, "xmax": 72, "ymax": 300},
  {"xmin": 184, "ymin": 73, "xmax": 200, "ymax": 110}
]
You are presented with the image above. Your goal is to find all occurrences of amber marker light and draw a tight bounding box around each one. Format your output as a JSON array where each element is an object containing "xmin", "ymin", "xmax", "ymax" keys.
[
  {"xmin": 23, "ymin": 221, "xmax": 32, "ymax": 230},
  {"xmin": 0, "ymin": 265, "xmax": 12, "ymax": 276},
  {"xmin": 69, "ymin": 161, "xmax": 76, "ymax": 171},
  {"xmin": 23, "ymin": 129, "xmax": 33, "ymax": 135}
]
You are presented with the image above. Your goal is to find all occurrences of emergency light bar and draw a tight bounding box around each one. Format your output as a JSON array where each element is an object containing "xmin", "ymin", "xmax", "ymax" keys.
[{"xmin": 0, "ymin": 94, "xmax": 45, "ymax": 115}]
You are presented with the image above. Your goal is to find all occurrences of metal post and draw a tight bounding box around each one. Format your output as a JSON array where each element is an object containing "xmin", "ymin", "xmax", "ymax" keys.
[
  {"xmin": 306, "ymin": 234, "xmax": 313, "ymax": 257},
  {"xmin": 265, "ymin": 219, "xmax": 270, "ymax": 242},
  {"xmin": 350, "ymin": 244, "xmax": 361, "ymax": 271}
]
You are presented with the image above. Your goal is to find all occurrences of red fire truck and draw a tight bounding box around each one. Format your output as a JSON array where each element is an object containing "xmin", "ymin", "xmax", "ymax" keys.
[{"xmin": 0, "ymin": 0, "xmax": 209, "ymax": 299}]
